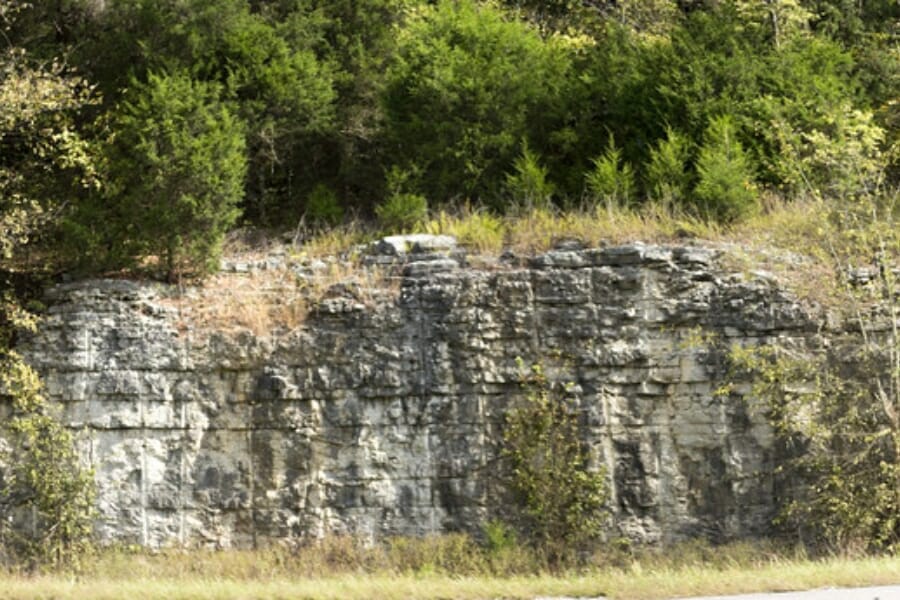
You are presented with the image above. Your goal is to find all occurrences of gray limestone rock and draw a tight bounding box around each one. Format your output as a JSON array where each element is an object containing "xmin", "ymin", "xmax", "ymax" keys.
[{"xmin": 8, "ymin": 244, "xmax": 821, "ymax": 548}]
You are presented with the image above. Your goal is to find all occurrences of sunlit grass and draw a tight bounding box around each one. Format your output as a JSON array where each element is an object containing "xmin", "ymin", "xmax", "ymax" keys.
[
  {"xmin": 289, "ymin": 199, "xmax": 822, "ymax": 261},
  {"xmin": 200, "ymin": 198, "xmax": 848, "ymax": 333},
  {"xmin": 2, "ymin": 545, "xmax": 900, "ymax": 600}
]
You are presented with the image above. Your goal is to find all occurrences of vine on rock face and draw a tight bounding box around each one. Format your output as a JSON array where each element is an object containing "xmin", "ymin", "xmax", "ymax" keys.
[
  {"xmin": 500, "ymin": 358, "xmax": 609, "ymax": 566},
  {"xmin": 725, "ymin": 189, "xmax": 900, "ymax": 553},
  {"xmin": 0, "ymin": 302, "xmax": 95, "ymax": 570}
]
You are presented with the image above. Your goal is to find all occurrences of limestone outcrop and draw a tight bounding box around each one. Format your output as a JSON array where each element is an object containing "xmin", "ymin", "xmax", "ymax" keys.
[{"xmin": 13, "ymin": 242, "xmax": 816, "ymax": 548}]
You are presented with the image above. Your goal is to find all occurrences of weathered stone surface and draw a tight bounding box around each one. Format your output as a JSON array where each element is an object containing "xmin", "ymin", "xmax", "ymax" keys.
[{"xmin": 10, "ymin": 244, "xmax": 818, "ymax": 548}]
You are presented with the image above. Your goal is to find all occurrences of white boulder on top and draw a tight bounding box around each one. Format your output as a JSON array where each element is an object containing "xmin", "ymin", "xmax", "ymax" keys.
[{"xmin": 371, "ymin": 234, "xmax": 457, "ymax": 256}]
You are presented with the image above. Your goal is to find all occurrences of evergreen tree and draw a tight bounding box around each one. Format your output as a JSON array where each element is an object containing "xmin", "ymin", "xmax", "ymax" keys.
[
  {"xmin": 694, "ymin": 115, "xmax": 758, "ymax": 222},
  {"xmin": 107, "ymin": 72, "xmax": 247, "ymax": 280}
]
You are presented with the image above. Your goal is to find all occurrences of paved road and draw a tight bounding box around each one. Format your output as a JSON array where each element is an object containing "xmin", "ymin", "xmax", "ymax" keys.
[
  {"xmin": 672, "ymin": 586, "xmax": 900, "ymax": 599},
  {"xmin": 541, "ymin": 585, "xmax": 900, "ymax": 600}
]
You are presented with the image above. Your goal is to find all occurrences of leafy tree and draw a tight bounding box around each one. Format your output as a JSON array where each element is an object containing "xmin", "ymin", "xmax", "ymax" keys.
[
  {"xmin": 382, "ymin": 0, "xmax": 570, "ymax": 206},
  {"xmin": 52, "ymin": 0, "xmax": 336, "ymax": 224},
  {"xmin": 0, "ymin": 52, "xmax": 98, "ymax": 263},
  {"xmin": 728, "ymin": 188, "xmax": 900, "ymax": 551},
  {"xmin": 499, "ymin": 0, "xmax": 598, "ymax": 35},
  {"xmin": 562, "ymin": 22, "xmax": 660, "ymax": 195},
  {"xmin": 768, "ymin": 101, "xmax": 886, "ymax": 200},
  {"xmin": 735, "ymin": 0, "xmax": 813, "ymax": 48},
  {"xmin": 694, "ymin": 115, "xmax": 758, "ymax": 222},
  {"xmin": 298, "ymin": 0, "xmax": 411, "ymax": 207},
  {"xmin": 105, "ymin": 71, "xmax": 247, "ymax": 280},
  {"xmin": 0, "ymin": 0, "xmax": 97, "ymax": 568}
]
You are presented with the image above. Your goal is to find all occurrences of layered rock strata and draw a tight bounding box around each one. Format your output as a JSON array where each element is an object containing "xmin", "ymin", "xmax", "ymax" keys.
[{"xmin": 13, "ymin": 243, "xmax": 814, "ymax": 547}]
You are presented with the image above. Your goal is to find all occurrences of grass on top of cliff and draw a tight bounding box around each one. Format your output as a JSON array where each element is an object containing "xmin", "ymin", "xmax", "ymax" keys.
[
  {"xmin": 2, "ymin": 537, "xmax": 900, "ymax": 599},
  {"xmin": 210, "ymin": 198, "xmax": 836, "ymax": 317},
  {"xmin": 171, "ymin": 197, "xmax": 846, "ymax": 336}
]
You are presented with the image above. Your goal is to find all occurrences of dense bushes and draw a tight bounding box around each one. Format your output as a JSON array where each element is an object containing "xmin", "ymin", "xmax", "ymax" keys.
[
  {"xmin": 382, "ymin": 0, "xmax": 570, "ymax": 205},
  {"xmin": 501, "ymin": 360, "xmax": 609, "ymax": 565},
  {"xmin": 0, "ymin": 0, "xmax": 897, "ymax": 273}
]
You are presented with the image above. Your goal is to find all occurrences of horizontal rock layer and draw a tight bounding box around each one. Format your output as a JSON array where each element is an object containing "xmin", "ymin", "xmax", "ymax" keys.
[{"xmin": 12, "ymin": 243, "xmax": 815, "ymax": 547}]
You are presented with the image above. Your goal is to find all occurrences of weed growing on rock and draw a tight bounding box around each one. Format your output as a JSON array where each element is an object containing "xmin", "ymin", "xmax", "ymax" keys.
[{"xmin": 500, "ymin": 358, "xmax": 609, "ymax": 566}]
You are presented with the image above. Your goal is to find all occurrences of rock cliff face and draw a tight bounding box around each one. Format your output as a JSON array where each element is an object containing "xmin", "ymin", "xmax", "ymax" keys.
[{"xmin": 14, "ymin": 243, "xmax": 815, "ymax": 548}]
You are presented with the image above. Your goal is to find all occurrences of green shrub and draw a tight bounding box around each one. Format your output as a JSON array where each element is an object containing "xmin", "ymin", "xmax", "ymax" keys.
[
  {"xmin": 424, "ymin": 208, "xmax": 505, "ymax": 254},
  {"xmin": 375, "ymin": 193, "xmax": 428, "ymax": 232},
  {"xmin": 645, "ymin": 127, "xmax": 692, "ymax": 206},
  {"xmin": 693, "ymin": 115, "xmax": 758, "ymax": 222},
  {"xmin": 501, "ymin": 359, "xmax": 609, "ymax": 566},
  {"xmin": 0, "ymin": 353, "xmax": 95, "ymax": 570},
  {"xmin": 382, "ymin": 0, "xmax": 570, "ymax": 204},
  {"xmin": 725, "ymin": 190, "xmax": 900, "ymax": 551},
  {"xmin": 305, "ymin": 184, "xmax": 344, "ymax": 226},
  {"xmin": 376, "ymin": 167, "xmax": 428, "ymax": 232}
]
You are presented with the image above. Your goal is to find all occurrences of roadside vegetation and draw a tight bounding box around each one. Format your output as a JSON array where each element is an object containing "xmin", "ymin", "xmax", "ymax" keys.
[{"xmin": 3, "ymin": 538, "xmax": 900, "ymax": 600}]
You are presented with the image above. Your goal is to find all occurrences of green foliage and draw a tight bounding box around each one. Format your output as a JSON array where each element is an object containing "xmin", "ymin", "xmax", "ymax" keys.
[
  {"xmin": 768, "ymin": 101, "xmax": 887, "ymax": 200},
  {"xmin": 60, "ymin": 0, "xmax": 336, "ymax": 224},
  {"xmin": 482, "ymin": 519, "xmax": 519, "ymax": 555},
  {"xmin": 728, "ymin": 340, "xmax": 900, "ymax": 552},
  {"xmin": 0, "ymin": 351, "xmax": 95, "ymax": 570},
  {"xmin": 424, "ymin": 207, "xmax": 505, "ymax": 254},
  {"xmin": 108, "ymin": 71, "xmax": 247, "ymax": 280},
  {"xmin": 375, "ymin": 167, "xmax": 428, "ymax": 232},
  {"xmin": 382, "ymin": 0, "xmax": 570, "ymax": 205},
  {"xmin": 5, "ymin": 0, "xmax": 895, "ymax": 244},
  {"xmin": 645, "ymin": 127, "xmax": 692, "ymax": 205},
  {"xmin": 501, "ymin": 358, "xmax": 609, "ymax": 565},
  {"xmin": 585, "ymin": 136, "xmax": 635, "ymax": 210},
  {"xmin": 505, "ymin": 143, "xmax": 555, "ymax": 211},
  {"xmin": 302, "ymin": 0, "xmax": 412, "ymax": 205},
  {"xmin": 694, "ymin": 116, "xmax": 758, "ymax": 222},
  {"xmin": 726, "ymin": 188, "xmax": 900, "ymax": 552},
  {"xmin": 0, "ymin": 9, "xmax": 97, "ymax": 568},
  {"xmin": 375, "ymin": 194, "xmax": 428, "ymax": 233},
  {"xmin": 305, "ymin": 184, "xmax": 344, "ymax": 227},
  {"xmin": 735, "ymin": 0, "xmax": 813, "ymax": 48},
  {"xmin": 0, "ymin": 3, "xmax": 100, "ymax": 264}
]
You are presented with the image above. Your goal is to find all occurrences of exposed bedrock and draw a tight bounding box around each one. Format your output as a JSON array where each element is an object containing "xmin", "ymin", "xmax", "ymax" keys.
[{"xmin": 12, "ymin": 242, "xmax": 817, "ymax": 548}]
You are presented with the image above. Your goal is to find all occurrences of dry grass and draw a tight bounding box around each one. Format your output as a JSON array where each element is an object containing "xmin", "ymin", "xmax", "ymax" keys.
[
  {"xmin": 163, "ymin": 261, "xmax": 399, "ymax": 338},
  {"xmin": 3, "ymin": 539, "xmax": 900, "ymax": 599},
  {"xmin": 164, "ymin": 269, "xmax": 307, "ymax": 337},
  {"xmin": 295, "ymin": 221, "xmax": 370, "ymax": 259},
  {"xmin": 168, "ymin": 199, "xmax": 860, "ymax": 336}
]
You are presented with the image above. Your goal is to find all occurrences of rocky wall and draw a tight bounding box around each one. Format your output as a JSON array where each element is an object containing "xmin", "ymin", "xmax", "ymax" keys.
[{"xmin": 12, "ymin": 242, "xmax": 816, "ymax": 548}]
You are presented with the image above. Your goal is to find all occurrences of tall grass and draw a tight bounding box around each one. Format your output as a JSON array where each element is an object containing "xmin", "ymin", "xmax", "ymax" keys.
[{"xmin": 2, "ymin": 537, "xmax": 900, "ymax": 600}]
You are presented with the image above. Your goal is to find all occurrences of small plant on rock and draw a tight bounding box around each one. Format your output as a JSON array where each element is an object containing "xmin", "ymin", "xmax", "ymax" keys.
[{"xmin": 500, "ymin": 358, "xmax": 609, "ymax": 567}]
